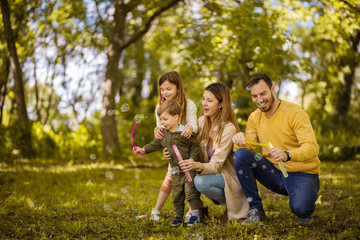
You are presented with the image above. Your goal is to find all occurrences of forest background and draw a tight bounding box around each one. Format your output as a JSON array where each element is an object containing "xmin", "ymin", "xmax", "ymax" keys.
[{"xmin": 0, "ymin": 0, "xmax": 359, "ymax": 161}]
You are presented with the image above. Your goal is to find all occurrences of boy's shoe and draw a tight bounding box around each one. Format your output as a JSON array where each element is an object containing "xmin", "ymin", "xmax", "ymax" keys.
[
  {"xmin": 171, "ymin": 217, "xmax": 184, "ymax": 228},
  {"xmin": 219, "ymin": 208, "xmax": 228, "ymax": 224},
  {"xmin": 151, "ymin": 208, "xmax": 160, "ymax": 221},
  {"xmin": 242, "ymin": 208, "xmax": 266, "ymax": 225},
  {"xmin": 187, "ymin": 216, "xmax": 202, "ymax": 226},
  {"xmin": 184, "ymin": 211, "xmax": 192, "ymax": 223}
]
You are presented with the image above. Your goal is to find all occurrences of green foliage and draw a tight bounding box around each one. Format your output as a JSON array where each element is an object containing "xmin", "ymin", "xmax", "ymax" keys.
[{"xmin": 0, "ymin": 159, "xmax": 359, "ymax": 239}]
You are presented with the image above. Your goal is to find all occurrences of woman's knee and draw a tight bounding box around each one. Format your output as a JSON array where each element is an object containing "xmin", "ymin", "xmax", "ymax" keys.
[{"xmin": 194, "ymin": 175, "xmax": 209, "ymax": 193}]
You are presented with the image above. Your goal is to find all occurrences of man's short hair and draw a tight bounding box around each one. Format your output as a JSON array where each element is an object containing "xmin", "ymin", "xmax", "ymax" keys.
[
  {"xmin": 247, "ymin": 73, "xmax": 273, "ymax": 89},
  {"xmin": 157, "ymin": 99, "xmax": 181, "ymax": 117}
]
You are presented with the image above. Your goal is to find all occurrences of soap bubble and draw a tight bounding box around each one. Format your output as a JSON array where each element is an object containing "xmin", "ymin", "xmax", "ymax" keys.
[
  {"xmin": 246, "ymin": 197, "xmax": 253, "ymax": 203},
  {"xmin": 141, "ymin": 137, "xmax": 145, "ymax": 141},
  {"xmin": 120, "ymin": 103, "xmax": 130, "ymax": 112},
  {"xmin": 246, "ymin": 86, "xmax": 251, "ymax": 92},
  {"xmin": 90, "ymin": 153, "xmax": 96, "ymax": 160},
  {"xmin": 171, "ymin": 166, "xmax": 180, "ymax": 175},
  {"xmin": 134, "ymin": 114, "xmax": 145, "ymax": 123},
  {"xmin": 238, "ymin": 170, "xmax": 243, "ymax": 175},
  {"xmin": 221, "ymin": 122, "xmax": 226, "ymax": 128},
  {"xmin": 232, "ymin": 101, "xmax": 237, "ymax": 108},
  {"xmin": 254, "ymin": 153, "xmax": 262, "ymax": 161},
  {"xmin": 252, "ymin": 162, "xmax": 257, "ymax": 168},
  {"xmin": 262, "ymin": 165, "xmax": 266, "ymax": 169},
  {"xmin": 105, "ymin": 171, "xmax": 114, "ymax": 180},
  {"xmin": 201, "ymin": 139, "xmax": 207, "ymax": 147},
  {"xmin": 103, "ymin": 203, "xmax": 112, "ymax": 212},
  {"xmin": 107, "ymin": 109, "xmax": 116, "ymax": 116},
  {"xmin": 247, "ymin": 61, "xmax": 254, "ymax": 68},
  {"xmin": 271, "ymin": 169, "xmax": 275, "ymax": 173}
]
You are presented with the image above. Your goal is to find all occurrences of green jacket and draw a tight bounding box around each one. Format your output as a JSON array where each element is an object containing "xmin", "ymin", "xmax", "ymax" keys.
[{"xmin": 143, "ymin": 124, "xmax": 200, "ymax": 172}]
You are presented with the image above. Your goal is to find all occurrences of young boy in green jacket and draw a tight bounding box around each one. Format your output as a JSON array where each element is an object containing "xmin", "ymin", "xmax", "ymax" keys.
[{"xmin": 134, "ymin": 99, "xmax": 202, "ymax": 227}]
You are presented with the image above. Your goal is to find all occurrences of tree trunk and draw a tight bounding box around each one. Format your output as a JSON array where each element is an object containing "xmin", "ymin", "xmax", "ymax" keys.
[
  {"xmin": 0, "ymin": 55, "xmax": 10, "ymax": 125},
  {"xmin": 101, "ymin": 0, "xmax": 181, "ymax": 158},
  {"xmin": 1, "ymin": 0, "xmax": 33, "ymax": 157}
]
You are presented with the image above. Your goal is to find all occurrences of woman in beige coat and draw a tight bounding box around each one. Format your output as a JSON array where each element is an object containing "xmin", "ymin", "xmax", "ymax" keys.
[{"xmin": 180, "ymin": 83, "xmax": 249, "ymax": 221}]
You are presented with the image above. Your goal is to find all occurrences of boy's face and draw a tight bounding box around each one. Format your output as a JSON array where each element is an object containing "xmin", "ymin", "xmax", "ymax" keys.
[{"xmin": 159, "ymin": 111, "xmax": 179, "ymax": 131}]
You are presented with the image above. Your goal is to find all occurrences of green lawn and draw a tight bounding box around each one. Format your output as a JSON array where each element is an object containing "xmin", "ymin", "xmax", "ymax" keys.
[{"xmin": 0, "ymin": 157, "xmax": 359, "ymax": 239}]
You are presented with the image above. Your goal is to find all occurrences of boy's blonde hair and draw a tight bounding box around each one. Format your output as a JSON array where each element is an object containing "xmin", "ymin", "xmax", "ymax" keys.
[
  {"xmin": 158, "ymin": 71, "xmax": 187, "ymax": 124},
  {"xmin": 157, "ymin": 99, "xmax": 181, "ymax": 117}
]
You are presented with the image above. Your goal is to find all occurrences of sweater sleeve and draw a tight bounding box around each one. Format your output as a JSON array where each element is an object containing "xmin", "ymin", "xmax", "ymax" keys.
[
  {"xmin": 188, "ymin": 135, "xmax": 200, "ymax": 162},
  {"xmin": 200, "ymin": 123, "xmax": 236, "ymax": 175},
  {"xmin": 186, "ymin": 99, "xmax": 198, "ymax": 134},
  {"xmin": 288, "ymin": 108, "xmax": 319, "ymax": 162},
  {"xmin": 143, "ymin": 139, "xmax": 163, "ymax": 154}
]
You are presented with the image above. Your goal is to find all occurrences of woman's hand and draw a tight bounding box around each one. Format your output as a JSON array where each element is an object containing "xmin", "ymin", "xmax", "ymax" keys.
[
  {"xmin": 180, "ymin": 124, "xmax": 193, "ymax": 139},
  {"xmin": 163, "ymin": 147, "xmax": 171, "ymax": 160},
  {"xmin": 232, "ymin": 132, "xmax": 246, "ymax": 145},
  {"xmin": 155, "ymin": 127, "xmax": 164, "ymax": 140},
  {"xmin": 179, "ymin": 158, "xmax": 201, "ymax": 172}
]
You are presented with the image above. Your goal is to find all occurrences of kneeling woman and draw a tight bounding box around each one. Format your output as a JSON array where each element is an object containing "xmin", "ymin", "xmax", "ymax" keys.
[{"xmin": 180, "ymin": 83, "xmax": 249, "ymax": 221}]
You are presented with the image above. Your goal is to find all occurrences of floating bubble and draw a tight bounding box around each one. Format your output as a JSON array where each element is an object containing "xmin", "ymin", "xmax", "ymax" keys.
[
  {"xmin": 141, "ymin": 137, "xmax": 145, "ymax": 141},
  {"xmin": 221, "ymin": 122, "xmax": 226, "ymax": 128},
  {"xmin": 245, "ymin": 86, "xmax": 251, "ymax": 92},
  {"xmin": 232, "ymin": 101, "xmax": 237, "ymax": 108},
  {"xmin": 195, "ymin": 233, "xmax": 204, "ymax": 240},
  {"xmin": 103, "ymin": 203, "xmax": 112, "ymax": 212},
  {"xmin": 247, "ymin": 61, "xmax": 254, "ymax": 68},
  {"xmin": 138, "ymin": 231, "xmax": 144, "ymax": 237},
  {"xmin": 252, "ymin": 162, "xmax": 257, "ymax": 168},
  {"xmin": 238, "ymin": 170, "xmax": 243, "ymax": 175},
  {"xmin": 90, "ymin": 153, "xmax": 96, "ymax": 160},
  {"xmin": 283, "ymin": 106, "xmax": 288, "ymax": 112},
  {"xmin": 245, "ymin": 176, "xmax": 248, "ymax": 178},
  {"xmin": 105, "ymin": 171, "xmax": 114, "ymax": 180},
  {"xmin": 120, "ymin": 103, "xmax": 130, "ymax": 112},
  {"xmin": 107, "ymin": 109, "xmax": 115, "ymax": 116},
  {"xmin": 171, "ymin": 166, "xmax": 180, "ymax": 175},
  {"xmin": 271, "ymin": 169, "xmax": 275, "ymax": 173},
  {"xmin": 258, "ymin": 101, "xmax": 264, "ymax": 106},
  {"xmin": 201, "ymin": 139, "xmax": 207, "ymax": 147},
  {"xmin": 261, "ymin": 123, "xmax": 267, "ymax": 129},
  {"xmin": 26, "ymin": 198, "xmax": 35, "ymax": 208},
  {"xmin": 254, "ymin": 153, "xmax": 262, "ymax": 161},
  {"xmin": 262, "ymin": 165, "xmax": 266, "ymax": 169},
  {"xmin": 246, "ymin": 197, "xmax": 253, "ymax": 203},
  {"xmin": 134, "ymin": 114, "xmax": 145, "ymax": 123}
]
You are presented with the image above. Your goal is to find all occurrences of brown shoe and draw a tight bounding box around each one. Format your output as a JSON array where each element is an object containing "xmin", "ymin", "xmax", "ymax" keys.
[
  {"xmin": 219, "ymin": 208, "xmax": 228, "ymax": 224},
  {"xmin": 200, "ymin": 206, "xmax": 209, "ymax": 219}
]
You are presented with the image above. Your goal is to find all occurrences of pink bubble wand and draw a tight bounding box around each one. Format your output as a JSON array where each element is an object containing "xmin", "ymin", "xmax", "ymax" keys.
[
  {"xmin": 131, "ymin": 121, "xmax": 145, "ymax": 158},
  {"xmin": 172, "ymin": 144, "xmax": 192, "ymax": 182}
]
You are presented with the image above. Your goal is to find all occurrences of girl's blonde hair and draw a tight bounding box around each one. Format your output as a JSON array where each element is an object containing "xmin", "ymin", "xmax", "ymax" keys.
[
  {"xmin": 198, "ymin": 83, "xmax": 240, "ymax": 145},
  {"xmin": 158, "ymin": 71, "xmax": 187, "ymax": 125}
]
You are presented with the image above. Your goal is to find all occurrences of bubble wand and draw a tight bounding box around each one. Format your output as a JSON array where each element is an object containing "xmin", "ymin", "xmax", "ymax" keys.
[
  {"xmin": 268, "ymin": 142, "xmax": 288, "ymax": 178},
  {"xmin": 131, "ymin": 121, "xmax": 145, "ymax": 158},
  {"xmin": 172, "ymin": 144, "xmax": 192, "ymax": 182}
]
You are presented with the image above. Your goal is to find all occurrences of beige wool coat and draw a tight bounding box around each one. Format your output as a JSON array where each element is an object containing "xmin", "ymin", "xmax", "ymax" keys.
[{"xmin": 197, "ymin": 116, "xmax": 249, "ymax": 221}]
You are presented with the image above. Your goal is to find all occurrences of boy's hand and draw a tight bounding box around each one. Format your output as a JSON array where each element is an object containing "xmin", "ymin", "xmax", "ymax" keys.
[
  {"xmin": 180, "ymin": 125, "xmax": 193, "ymax": 139},
  {"xmin": 155, "ymin": 127, "xmax": 164, "ymax": 140},
  {"xmin": 232, "ymin": 132, "xmax": 246, "ymax": 145},
  {"xmin": 134, "ymin": 147, "xmax": 145, "ymax": 154}
]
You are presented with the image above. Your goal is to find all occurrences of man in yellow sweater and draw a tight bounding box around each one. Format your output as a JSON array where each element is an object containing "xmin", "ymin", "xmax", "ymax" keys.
[{"xmin": 232, "ymin": 73, "xmax": 320, "ymax": 225}]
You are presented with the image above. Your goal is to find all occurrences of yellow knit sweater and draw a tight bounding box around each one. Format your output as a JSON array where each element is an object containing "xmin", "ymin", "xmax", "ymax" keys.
[{"xmin": 234, "ymin": 100, "xmax": 320, "ymax": 174}]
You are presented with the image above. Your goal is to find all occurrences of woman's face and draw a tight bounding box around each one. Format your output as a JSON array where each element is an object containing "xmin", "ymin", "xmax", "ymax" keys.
[
  {"xmin": 160, "ymin": 80, "xmax": 178, "ymax": 101},
  {"xmin": 202, "ymin": 90, "xmax": 221, "ymax": 119}
]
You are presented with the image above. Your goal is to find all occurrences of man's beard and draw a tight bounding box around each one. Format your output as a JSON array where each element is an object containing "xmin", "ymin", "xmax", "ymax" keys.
[{"xmin": 257, "ymin": 92, "xmax": 275, "ymax": 113}]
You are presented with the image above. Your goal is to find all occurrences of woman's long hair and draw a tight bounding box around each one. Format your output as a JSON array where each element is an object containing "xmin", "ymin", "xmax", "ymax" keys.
[
  {"xmin": 157, "ymin": 71, "xmax": 187, "ymax": 125},
  {"xmin": 198, "ymin": 83, "xmax": 240, "ymax": 146}
]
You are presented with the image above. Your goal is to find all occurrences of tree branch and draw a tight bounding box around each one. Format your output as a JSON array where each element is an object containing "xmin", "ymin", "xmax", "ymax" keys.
[
  {"xmin": 120, "ymin": 0, "xmax": 181, "ymax": 51},
  {"xmin": 339, "ymin": 0, "xmax": 360, "ymax": 14}
]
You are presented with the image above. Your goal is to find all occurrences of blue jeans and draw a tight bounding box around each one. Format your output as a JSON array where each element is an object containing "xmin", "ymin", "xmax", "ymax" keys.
[
  {"xmin": 194, "ymin": 174, "xmax": 226, "ymax": 205},
  {"xmin": 233, "ymin": 148, "xmax": 320, "ymax": 221}
]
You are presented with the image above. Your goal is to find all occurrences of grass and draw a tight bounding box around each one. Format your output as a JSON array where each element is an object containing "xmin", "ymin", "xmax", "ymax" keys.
[{"xmin": 0, "ymin": 156, "xmax": 359, "ymax": 239}]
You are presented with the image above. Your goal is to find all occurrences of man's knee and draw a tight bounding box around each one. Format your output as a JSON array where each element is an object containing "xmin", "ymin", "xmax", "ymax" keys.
[
  {"xmin": 290, "ymin": 201, "xmax": 315, "ymax": 218},
  {"xmin": 233, "ymin": 148, "xmax": 252, "ymax": 166}
]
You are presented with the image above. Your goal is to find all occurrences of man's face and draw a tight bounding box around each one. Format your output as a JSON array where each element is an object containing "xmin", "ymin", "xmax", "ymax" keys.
[{"xmin": 249, "ymin": 80, "xmax": 275, "ymax": 113}]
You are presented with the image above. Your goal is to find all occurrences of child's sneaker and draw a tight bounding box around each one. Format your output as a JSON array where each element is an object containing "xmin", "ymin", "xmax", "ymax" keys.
[
  {"xmin": 171, "ymin": 217, "xmax": 184, "ymax": 228},
  {"xmin": 184, "ymin": 211, "xmax": 192, "ymax": 223},
  {"xmin": 151, "ymin": 208, "xmax": 160, "ymax": 221},
  {"xmin": 187, "ymin": 216, "xmax": 202, "ymax": 226}
]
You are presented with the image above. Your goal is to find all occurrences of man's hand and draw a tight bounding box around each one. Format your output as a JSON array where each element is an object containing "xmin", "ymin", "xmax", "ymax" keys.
[
  {"xmin": 155, "ymin": 127, "xmax": 164, "ymax": 140},
  {"xmin": 269, "ymin": 148, "xmax": 287, "ymax": 162},
  {"xmin": 163, "ymin": 147, "xmax": 170, "ymax": 160},
  {"xmin": 180, "ymin": 124, "xmax": 193, "ymax": 139},
  {"xmin": 232, "ymin": 132, "xmax": 246, "ymax": 145}
]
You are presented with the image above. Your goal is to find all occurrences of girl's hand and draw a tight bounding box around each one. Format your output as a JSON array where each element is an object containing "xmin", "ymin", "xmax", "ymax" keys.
[
  {"xmin": 232, "ymin": 132, "xmax": 246, "ymax": 145},
  {"xmin": 179, "ymin": 158, "xmax": 201, "ymax": 172},
  {"xmin": 163, "ymin": 148, "xmax": 171, "ymax": 160},
  {"xmin": 155, "ymin": 127, "xmax": 164, "ymax": 140},
  {"xmin": 180, "ymin": 124, "xmax": 193, "ymax": 139}
]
